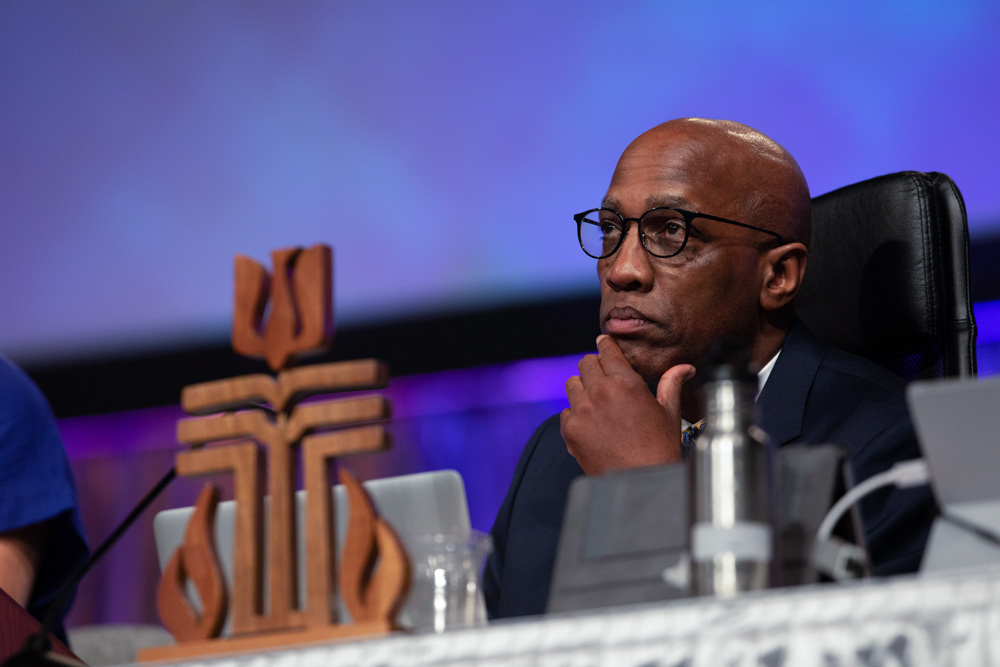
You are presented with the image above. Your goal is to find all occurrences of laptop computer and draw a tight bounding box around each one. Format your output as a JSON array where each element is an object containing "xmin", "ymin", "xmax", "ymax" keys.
[
  {"xmin": 153, "ymin": 468, "xmax": 470, "ymax": 634},
  {"xmin": 547, "ymin": 444, "xmax": 848, "ymax": 613},
  {"xmin": 907, "ymin": 376, "xmax": 1000, "ymax": 572}
]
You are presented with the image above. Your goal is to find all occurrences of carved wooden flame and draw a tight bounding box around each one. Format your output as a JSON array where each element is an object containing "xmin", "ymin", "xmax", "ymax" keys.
[
  {"xmin": 338, "ymin": 470, "xmax": 412, "ymax": 624},
  {"xmin": 232, "ymin": 245, "xmax": 334, "ymax": 372},
  {"xmin": 157, "ymin": 483, "xmax": 228, "ymax": 641}
]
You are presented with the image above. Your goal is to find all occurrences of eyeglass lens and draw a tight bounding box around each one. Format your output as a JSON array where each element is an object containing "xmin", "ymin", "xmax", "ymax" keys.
[{"xmin": 578, "ymin": 208, "xmax": 688, "ymax": 259}]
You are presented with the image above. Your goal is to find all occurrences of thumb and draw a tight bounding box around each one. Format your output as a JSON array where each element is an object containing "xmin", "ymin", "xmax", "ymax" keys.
[{"xmin": 656, "ymin": 364, "xmax": 696, "ymax": 413}]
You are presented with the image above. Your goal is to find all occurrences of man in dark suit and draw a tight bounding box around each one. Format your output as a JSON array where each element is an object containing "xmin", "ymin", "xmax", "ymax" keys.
[{"xmin": 483, "ymin": 118, "xmax": 934, "ymax": 619}]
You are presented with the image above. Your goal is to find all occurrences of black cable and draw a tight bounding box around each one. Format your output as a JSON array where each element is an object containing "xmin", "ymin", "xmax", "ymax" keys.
[{"xmin": 3, "ymin": 466, "xmax": 177, "ymax": 667}]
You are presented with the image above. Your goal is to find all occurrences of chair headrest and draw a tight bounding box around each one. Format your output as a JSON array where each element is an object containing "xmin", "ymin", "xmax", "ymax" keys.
[{"xmin": 796, "ymin": 171, "xmax": 969, "ymax": 375}]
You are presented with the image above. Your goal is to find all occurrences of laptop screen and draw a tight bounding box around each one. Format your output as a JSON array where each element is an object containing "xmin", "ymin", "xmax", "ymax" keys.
[{"xmin": 907, "ymin": 376, "xmax": 1000, "ymax": 508}]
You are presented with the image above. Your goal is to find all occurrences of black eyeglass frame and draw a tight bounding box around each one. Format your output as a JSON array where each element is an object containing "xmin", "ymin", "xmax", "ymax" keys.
[{"xmin": 573, "ymin": 207, "xmax": 785, "ymax": 260}]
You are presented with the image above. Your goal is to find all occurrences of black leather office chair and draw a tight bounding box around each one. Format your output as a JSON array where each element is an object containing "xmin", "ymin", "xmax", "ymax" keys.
[{"xmin": 796, "ymin": 171, "xmax": 977, "ymax": 381}]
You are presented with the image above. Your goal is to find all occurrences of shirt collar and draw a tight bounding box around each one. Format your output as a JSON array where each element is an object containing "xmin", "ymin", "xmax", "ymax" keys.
[{"xmin": 756, "ymin": 348, "xmax": 780, "ymax": 399}]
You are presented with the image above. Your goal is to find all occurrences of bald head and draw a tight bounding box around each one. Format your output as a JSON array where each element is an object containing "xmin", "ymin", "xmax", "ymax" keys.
[
  {"xmin": 597, "ymin": 118, "xmax": 813, "ymax": 383},
  {"xmin": 621, "ymin": 118, "xmax": 811, "ymax": 247}
]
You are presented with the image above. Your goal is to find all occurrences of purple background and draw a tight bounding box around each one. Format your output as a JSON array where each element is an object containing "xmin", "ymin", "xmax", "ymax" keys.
[{"xmin": 2, "ymin": 1, "xmax": 999, "ymax": 363}]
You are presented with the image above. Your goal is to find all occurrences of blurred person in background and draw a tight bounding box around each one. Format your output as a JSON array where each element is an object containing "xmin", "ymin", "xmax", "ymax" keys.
[{"xmin": 0, "ymin": 354, "xmax": 88, "ymax": 643}]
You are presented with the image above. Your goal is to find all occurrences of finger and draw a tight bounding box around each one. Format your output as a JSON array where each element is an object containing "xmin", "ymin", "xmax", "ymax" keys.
[
  {"xmin": 595, "ymin": 335, "xmax": 635, "ymax": 376},
  {"xmin": 565, "ymin": 375, "xmax": 585, "ymax": 406},
  {"xmin": 559, "ymin": 407, "xmax": 571, "ymax": 433},
  {"xmin": 578, "ymin": 354, "xmax": 604, "ymax": 386},
  {"xmin": 559, "ymin": 408, "xmax": 578, "ymax": 458},
  {"xmin": 656, "ymin": 364, "xmax": 696, "ymax": 413}
]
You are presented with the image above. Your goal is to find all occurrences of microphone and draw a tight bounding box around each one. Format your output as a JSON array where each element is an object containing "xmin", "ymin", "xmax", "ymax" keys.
[{"xmin": 3, "ymin": 467, "xmax": 177, "ymax": 667}]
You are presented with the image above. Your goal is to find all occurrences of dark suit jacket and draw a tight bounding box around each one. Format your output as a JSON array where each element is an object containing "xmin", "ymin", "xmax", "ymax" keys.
[{"xmin": 483, "ymin": 321, "xmax": 936, "ymax": 619}]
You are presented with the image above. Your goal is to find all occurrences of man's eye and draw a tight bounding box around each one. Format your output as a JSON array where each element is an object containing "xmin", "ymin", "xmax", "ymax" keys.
[
  {"xmin": 644, "ymin": 219, "xmax": 684, "ymax": 237},
  {"xmin": 600, "ymin": 221, "xmax": 621, "ymax": 235}
]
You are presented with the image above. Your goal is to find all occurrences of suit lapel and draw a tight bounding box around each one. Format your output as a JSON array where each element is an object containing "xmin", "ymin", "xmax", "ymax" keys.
[{"xmin": 755, "ymin": 320, "xmax": 827, "ymax": 445}]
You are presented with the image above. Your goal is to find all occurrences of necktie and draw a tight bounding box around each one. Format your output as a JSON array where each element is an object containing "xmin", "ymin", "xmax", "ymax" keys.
[{"xmin": 681, "ymin": 419, "xmax": 706, "ymax": 459}]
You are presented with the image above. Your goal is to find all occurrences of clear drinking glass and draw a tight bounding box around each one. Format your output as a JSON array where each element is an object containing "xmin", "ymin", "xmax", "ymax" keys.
[{"xmin": 400, "ymin": 530, "xmax": 493, "ymax": 633}]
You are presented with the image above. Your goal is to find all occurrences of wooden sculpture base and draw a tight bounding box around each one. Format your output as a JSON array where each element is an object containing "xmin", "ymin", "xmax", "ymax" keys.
[{"xmin": 136, "ymin": 621, "xmax": 395, "ymax": 663}]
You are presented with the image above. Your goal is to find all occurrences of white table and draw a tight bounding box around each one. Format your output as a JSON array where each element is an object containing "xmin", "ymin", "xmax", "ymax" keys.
[{"xmin": 153, "ymin": 565, "xmax": 1000, "ymax": 667}]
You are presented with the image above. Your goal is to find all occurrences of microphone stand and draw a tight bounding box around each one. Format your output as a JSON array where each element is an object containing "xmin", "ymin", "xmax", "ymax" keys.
[{"xmin": 3, "ymin": 467, "xmax": 177, "ymax": 667}]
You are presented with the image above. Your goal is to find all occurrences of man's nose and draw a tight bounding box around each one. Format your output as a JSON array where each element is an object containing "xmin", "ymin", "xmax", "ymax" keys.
[{"xmin": 603, "ymin": 222, "xmax": 653, "ymax": 292}]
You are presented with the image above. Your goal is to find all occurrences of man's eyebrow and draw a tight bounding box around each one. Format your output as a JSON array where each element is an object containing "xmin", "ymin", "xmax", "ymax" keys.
[
  {"xmin": 600, "ymin": 194, "xmax": 693, "ymax": 212},
  {"xmin": 645, "ymin": 194, "xmax": 690, "ymax": 209}
]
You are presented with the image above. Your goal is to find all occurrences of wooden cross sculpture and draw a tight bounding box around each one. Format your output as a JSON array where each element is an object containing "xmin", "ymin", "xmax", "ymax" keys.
[{"xmin": 139, "ymin": 245, "xmax": 411, "ymax": 662}]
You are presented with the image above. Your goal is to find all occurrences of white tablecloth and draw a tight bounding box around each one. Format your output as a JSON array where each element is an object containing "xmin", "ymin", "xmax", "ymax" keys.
[{"xmin": 155, "ymin": 565, "xmax": 1000, "ymax": 667}]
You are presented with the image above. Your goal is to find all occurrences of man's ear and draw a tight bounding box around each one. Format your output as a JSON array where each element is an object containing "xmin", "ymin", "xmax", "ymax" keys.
[{"xmin": 759, "ymin": 243, "xmax": 808, "ymax": 311}]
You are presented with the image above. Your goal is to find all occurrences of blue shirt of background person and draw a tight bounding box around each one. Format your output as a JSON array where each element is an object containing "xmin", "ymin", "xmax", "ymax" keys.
[{"xmin": 0, "ymin": 353, "xmax": 89, "ymax": 643}]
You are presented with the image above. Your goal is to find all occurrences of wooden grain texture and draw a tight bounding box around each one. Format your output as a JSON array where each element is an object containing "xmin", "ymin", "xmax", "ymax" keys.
[
  {"xmin": 177, "ymin": 411, "xmax": 272, "ymax": 448},
  {"xmin": 338, "ymin": 469, "xmax": 378, "ymax": 624},
  {"xmin": 157, "ymin": 483, "xmax": 227, "ymax": 641},
  {"xmin": 0, "ymin": 586, "xmax": 79, "ymax": 664},
  {"xmin": 258, "ymin": 430, "xmax": 302, "ymax": 632},
  {"xmin": 148, "ymin": 244, "xmax": 405, "ymax": 660},
  {"xmin": 287, "ymin": 396, "xmax": 390, "ymax": 443},
  {"xmin": 180, "ymin": 360, "xmax": 389, "ymax": 416},
  {"xmin": 176, "ymin": 444, "xmax": 262, "ymax": 635},
  {"xmin": 231, "ymin": 245, "xmax": 334, "ymax": 372},
  {"xmin": 368, "ymin": 520, "xmax": 412, "ymax": 623},
  {"xmin": 177, "ymin": 397, "xmax": 388, "ymax": 634},
  {"xmin": 291, "ymin": 244, "xmax": 334, "ymax": 356},
  {"xmin": 301, "ymin": 426, "xmax": 390, "ymax": 627},
  {"xmin": 177, "ymin": 396, "xmax": 389, "ymax": 446},
  {"xmin": 137, "ymin": 620, "xmax": 394, "ymax": 663},
  {"xmin": 180, "ymin": 432, "xmax": 302, "ymax": 634},
  {"xmin": 259, "ymin": 247, "xmax": 301, "ymax": 372},
  {"xmin": 181, "ymin": 374, "xmax": 275, "ymax": 416},
  {"xmin": 338, "ymin": 469, "xmax": 411, "ymax": 626},
  {"xmin": 231, "ymin": 256, "xmax": 270, "ymax": 361}
]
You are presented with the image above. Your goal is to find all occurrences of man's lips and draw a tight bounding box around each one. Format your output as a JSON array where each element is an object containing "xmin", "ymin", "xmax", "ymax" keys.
[{"xmin": 604, "ymin": 306, "xmax": 655, "ymax": 335}]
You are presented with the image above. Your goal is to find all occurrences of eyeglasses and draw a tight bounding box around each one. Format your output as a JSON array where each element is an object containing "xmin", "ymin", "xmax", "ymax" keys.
[{"xmin": 573, "ymin": 207, "xmax": 784, "ymax": 260}]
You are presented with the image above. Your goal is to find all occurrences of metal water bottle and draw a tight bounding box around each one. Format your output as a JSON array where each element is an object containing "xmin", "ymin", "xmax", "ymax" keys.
[{"xmin": 689, "ymin": 347, "xmax": 775, "ymax": 597}]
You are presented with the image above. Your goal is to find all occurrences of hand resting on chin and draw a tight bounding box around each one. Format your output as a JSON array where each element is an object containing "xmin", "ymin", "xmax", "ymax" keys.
[{"xmin": 560, "ymin": 335, "xmax": 696, "ymax": 475}]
